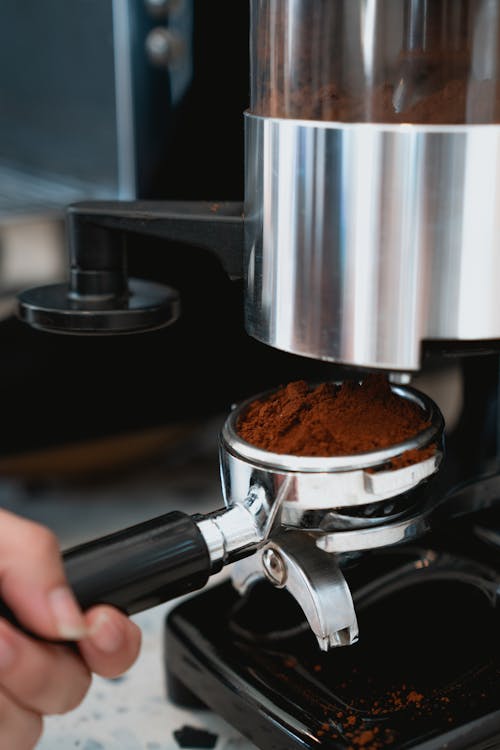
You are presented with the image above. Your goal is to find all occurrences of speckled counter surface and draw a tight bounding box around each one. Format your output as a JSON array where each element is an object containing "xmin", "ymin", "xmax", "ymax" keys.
[
  {"xmin": 37, "ymin": 576, "xmax": 254, "ymax": 750},
  {"xmin": 38, "ymin": 581, "xmax": 256, "ymax": 750}
]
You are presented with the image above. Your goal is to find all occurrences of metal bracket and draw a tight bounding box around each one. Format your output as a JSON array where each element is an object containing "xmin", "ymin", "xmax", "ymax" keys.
[
  {"xmin": 232, "ymin": 531, "xmax": 359, "ymax": 651},
  {"xmin": 17, "ymin": 200, "xmax": 244, "ymax": 334}
]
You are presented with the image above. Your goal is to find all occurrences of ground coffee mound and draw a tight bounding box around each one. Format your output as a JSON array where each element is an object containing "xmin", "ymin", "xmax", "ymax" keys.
[{"xmin": 237, "ymin": 376, "xmax": 435, "ymax": 468}]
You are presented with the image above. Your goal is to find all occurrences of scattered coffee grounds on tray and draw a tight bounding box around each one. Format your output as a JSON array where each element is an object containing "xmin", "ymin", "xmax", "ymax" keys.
[
  {"xmin": 314, "ymin": 686, "xmax": 452, "ymax": 749},
  {"xmin": 237, "ymin": 376, "xmax": 435, "ymax": 468}
]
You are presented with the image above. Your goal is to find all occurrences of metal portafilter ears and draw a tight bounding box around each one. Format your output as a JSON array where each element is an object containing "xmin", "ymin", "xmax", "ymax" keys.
[{"xmin": 0, "ymin": 384, "xmax": 444, "ymax": 652}]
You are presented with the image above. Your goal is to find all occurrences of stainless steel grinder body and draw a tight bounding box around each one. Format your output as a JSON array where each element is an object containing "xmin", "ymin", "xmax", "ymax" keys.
[{"xmin": 244, "ymin": 0, "xmax": 500, "ymax": 372}]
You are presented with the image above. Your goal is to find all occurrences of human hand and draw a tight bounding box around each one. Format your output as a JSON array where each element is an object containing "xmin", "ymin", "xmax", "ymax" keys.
[{"xmin": 0, "ymin": 509, "xmax": 141, "ymax": 750}]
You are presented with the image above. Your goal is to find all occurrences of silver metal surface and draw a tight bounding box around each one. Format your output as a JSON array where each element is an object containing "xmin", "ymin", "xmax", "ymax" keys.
[
  {"xmin": 316, "ymin": 507, "xmax": 431, "ymax": 553},
  {"xmin": 196, "ymin": 482, "xmax": 278, "ymax": 568},
  {"xmin": 319, "ymin": 468, "xmax": 500, "ymax": 552},
  {"xmin": 245, "ymin": 113, "xmax": 500, "ymax": 370},
  {"xmin": 196, "ymin": 500, "xmax": 266, "ymax": 568},
  {"xmin": 112, "ymin": 0, "xmax": 136, "ymax": 199},
  {"xmin": 220, "ymin": 384, "xmax": 443, "ymax": 516},
  {"xmin": 195, "ymin": 516, "xmax": 225, "ymax": 567},
  {"xmin": 389, "ymin": 372, "xmax": 412, "ymax": 385},
  {"xmin": 308, "ymin": 501, "xmax": 420, "ymax": 531},
  {"xmin": 262, "ymin": 548, "xmax": 287, "ymax": 585},
  {"xmin": 232, "ymin": 532, "xmax": 359, "ymax": 651}
]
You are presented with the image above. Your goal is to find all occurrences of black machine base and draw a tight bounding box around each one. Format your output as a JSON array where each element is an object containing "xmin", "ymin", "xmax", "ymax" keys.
[{"xmin": 164, "ymin": 523, "xmax": 500, "ymax": 750}]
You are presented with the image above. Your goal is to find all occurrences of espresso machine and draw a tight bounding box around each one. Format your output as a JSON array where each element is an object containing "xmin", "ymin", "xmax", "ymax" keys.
[{"xmin": 8, "ymin": 1, "xmax": 500, "ymax": 748}]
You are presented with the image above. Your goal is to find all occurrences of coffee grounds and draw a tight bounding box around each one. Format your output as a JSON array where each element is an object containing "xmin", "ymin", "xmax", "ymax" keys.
[
  {"xmin": 256, "ymin": 76, "xmax": 500, "ymax": 124},
  {"xmin": 254, "ymin": 11, "xmax": 500, "ymax": 125},
  {"xmin": 237, "ymin": 376, "xmax": 435, "ymax": 468},
  {"xmin": 319, "ymin": 687, "xmax": 451, "ymax": 749}
]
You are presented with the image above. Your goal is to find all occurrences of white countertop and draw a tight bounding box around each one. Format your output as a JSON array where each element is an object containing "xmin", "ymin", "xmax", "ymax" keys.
[{"xmin": 39, "ymin": 578, "xmax": 256, "ymax": 750}]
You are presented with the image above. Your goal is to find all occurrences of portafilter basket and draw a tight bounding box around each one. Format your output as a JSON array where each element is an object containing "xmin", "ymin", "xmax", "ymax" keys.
[{"xmin": 220, "ymin": 384, "xmax": 444, "ymax": 537}]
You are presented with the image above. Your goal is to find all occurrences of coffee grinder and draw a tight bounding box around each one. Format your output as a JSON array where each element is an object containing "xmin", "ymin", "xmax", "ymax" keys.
[{"xmin": 12, "ymin": 1, "xmax": 500, "ymax": 748}]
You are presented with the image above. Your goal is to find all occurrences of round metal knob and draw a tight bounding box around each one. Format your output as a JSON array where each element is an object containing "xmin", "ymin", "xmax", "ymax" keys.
[
  {"xmin": 145, "ymin": 27, "xmax": 184, "ymax": 68},
  {"xmin": 17, "ymin": 279, "xmax": 180, "ymax": 335},
  {"xmin": 262, "ymin": 549, "xmax": 287, "ymax": 587}
]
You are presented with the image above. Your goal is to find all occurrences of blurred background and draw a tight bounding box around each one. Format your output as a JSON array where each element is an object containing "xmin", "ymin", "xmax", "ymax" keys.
[
  {"xmin": 0, "ymin": 0, "xmax": 336, "ymax": 547},
  {"xmin": 0, "ymin": 0, "xmax": 249, "ymax": 544}
]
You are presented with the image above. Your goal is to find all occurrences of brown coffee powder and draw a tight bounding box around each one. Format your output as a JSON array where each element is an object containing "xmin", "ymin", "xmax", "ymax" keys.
[{"xmin": 237, "ymin": 376, "xmax": 434, "ymax": 468}]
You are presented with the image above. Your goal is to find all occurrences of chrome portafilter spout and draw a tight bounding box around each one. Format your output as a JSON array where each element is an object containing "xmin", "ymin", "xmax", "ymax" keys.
[{"xmin": 0, "ymin": 383, "xmax": 444, "ymax": 654}]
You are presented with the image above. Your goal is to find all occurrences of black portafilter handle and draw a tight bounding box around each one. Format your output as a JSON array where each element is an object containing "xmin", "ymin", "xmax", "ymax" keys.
[
  {"xmin": 0, "ymin": 511, "xmax": 227, "ymax": 641},
  {"xmin": 64, "ymin": 511, "xmax": 214, "ymax": 614}
]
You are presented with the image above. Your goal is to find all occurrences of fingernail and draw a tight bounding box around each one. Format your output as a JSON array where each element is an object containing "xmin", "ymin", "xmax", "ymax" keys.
[
  {"xmin": 89, "ymin": 612, "xmax": 125, "ymax": 654},
  {"xmin": 48, "ymin": 586, "xmax": 88, "ymax": 639},
  {"xmin": 0, "ymin": 628, "xmax": 15, "ymax": 670}
]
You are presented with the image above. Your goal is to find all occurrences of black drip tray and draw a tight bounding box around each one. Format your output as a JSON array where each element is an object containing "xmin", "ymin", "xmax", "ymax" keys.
[{"xmin": 164, "ymin": 541, "xmax": 500, "ymax": 750}]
